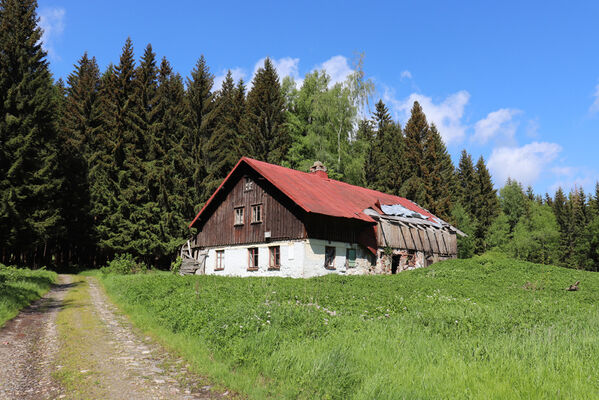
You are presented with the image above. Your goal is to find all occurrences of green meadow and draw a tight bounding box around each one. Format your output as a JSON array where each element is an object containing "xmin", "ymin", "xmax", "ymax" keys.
[
  {"xmin": 100, "ymin": 253, "xmax": 599, "ymax": 399},
  {"xmin": 0, "ymin": 265, "xmax": 57, "ymax": 327}
]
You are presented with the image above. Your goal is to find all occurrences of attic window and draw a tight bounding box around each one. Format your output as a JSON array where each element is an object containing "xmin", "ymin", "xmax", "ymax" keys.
[
  {"xmin": 251, "ymin": 204, "xmax": 262, "ymax": 223},
  {"xmin": 234, "ymin": 207, "xmax": 244, "ymax": 226},
  {"xmin": 244, "ymin": 177, "xmax": 253, "ymax": 191}
]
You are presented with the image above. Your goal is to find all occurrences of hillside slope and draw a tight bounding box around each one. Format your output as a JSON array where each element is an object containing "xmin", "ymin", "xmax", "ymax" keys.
[{"xmin": 101, "ymin": 254, "xmax": 599, "ymax": 399}]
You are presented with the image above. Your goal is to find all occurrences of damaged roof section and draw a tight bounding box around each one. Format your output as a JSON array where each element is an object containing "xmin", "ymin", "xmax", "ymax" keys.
[{"xmin": 364, "ymin": 206, "xmax": 466, "ymax": 237}]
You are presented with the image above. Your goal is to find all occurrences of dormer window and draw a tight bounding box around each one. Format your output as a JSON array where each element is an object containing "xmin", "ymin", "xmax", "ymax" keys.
[{"xmin": 244, "ymin": 177, "xmax": 253, "ymax": 191}]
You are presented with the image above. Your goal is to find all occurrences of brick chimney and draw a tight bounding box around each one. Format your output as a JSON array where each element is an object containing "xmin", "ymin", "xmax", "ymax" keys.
[{"xmin": 310, "ymin": 161, "xmax": 328, "ymax": 179}]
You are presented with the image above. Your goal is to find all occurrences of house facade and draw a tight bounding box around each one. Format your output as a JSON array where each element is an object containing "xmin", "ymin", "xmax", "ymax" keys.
[{"xmin": 182, "ymin": 157, "xmax": 463, "ymax": 278}]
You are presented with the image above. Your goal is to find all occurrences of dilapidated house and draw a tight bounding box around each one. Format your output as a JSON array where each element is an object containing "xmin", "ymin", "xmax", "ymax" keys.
[{"xmin": 181, "ymin": 157, "xmax": 464, "ymax": 277}]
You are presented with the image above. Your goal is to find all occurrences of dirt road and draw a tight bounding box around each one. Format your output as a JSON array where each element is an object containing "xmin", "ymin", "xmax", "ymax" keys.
[
  {"xmin": 0, "ymin": 275, "xmax": 71, "ymax": 399},
  {"xmin": 0, "ymin": 275, "xmax": 230, "ymax": 400}
]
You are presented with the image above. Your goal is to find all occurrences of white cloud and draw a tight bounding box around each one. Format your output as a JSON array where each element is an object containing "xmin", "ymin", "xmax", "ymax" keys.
[
  {"xmin": 213, "ymin": 67, "xmax": 246, "ymax": 91},
  {"xmin": 473, "ymin": 108, "xmax": 521, "ymax": 144},
  {"xmin": 400, "ymin": 70, "xmax": 412, "ymax": 79},
  {"xmin": 590, "ymin": 83, "xmax": 599, "ymax": 114},
  {"xmin": 385, "ymin": 89, "xmax": 470, "ymax": 144},
  {"xmin": 39, "ymin": 7, "xmax": 65, "ymax": 60},
  {"xmin": 314, "ymin": 55, "xmax": 353, "ymax": 86},
  {"xmin": 487, "ymin": 142, "xmax": 562, "ymax": 186}
]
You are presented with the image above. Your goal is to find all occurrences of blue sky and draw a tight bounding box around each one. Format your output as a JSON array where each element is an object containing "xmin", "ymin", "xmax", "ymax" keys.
[{"xmin": 37, "ymin": 0, "xmax": 599, "ymax": 195}]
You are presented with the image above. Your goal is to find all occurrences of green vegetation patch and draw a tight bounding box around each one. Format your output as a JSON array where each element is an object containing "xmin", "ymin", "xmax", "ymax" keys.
[
  {"xmin": 0, "ymin": 265, "xmax": 57, "ymax": 327},
  {"xmin": 100, "ymin": 254, "xmax": 599, "ymax": 399}
]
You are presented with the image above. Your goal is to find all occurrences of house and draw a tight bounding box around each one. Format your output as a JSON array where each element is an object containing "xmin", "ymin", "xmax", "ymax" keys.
[{"xmin": 181, "ymin": 157, "xmax": 464, "ymax": 277}]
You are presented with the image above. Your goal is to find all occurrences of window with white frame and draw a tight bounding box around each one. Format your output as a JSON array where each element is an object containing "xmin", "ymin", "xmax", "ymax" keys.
[
  {"xmin": 234, "ymin": 207, "xmax": 244, "ymax": 225},
  {"xmin": 251, "ymin": 204, "xmax": 262, "ymax": 223},
  {"xmin": 215, "ymin": 250, "xmax": 224, "ymax": 270}
]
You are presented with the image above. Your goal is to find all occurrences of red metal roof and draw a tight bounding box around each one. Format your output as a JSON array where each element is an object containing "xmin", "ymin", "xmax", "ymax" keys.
[{"xmin": 189, "ymin": 157, "xmax": 440, "ymax": 228}]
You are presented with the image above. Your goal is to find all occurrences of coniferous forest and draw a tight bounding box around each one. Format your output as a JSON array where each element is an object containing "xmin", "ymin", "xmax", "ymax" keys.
[{"xmin": 1, "ymin": 0, "xmax": 598, "ymax": 271}]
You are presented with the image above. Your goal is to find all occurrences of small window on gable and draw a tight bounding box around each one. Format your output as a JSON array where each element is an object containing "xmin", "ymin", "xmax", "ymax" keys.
[
  {"xmin": 215, "ymin": 250, "xmax": 224, "ymax": 270},
  {"xmin": 325, "ymin": 246, "xmax": 336, "ymax": 269},
  {"xmin": 234, "ymin": 207, "xmax": 244, "ymax": 226},
  {"xmin": 245, "ymin": 177, "xmax": 253, "ymax": 191},
  {"xmin": 251, "ymin": 204, "xmax": 262, "ymax": 223}
]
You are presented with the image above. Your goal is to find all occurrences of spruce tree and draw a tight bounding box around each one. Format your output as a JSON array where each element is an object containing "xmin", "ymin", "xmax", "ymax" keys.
[
  {"xmin": 360, "ymin": 119, "xmax": 377, "ymax": 189},
  {"xmin": 472, "ymin": 156, "xmax": 500, "ymax": 253},
  {"xmin": 233, "ymin": 79, "xmax": 246, "ymax": 137},
  {"xmin": 369, "ymin": 100, "xmax": 403, "ymax": 194},
  {"xmin": 399, "ymin": 101, "xmax": 430, "ymax": 206},
  {"xmin": 0, "ymin": 0, "xmax": 62, "ymax": 266},
  {"xmin": 59, "ymin": 53, "xmax": 101, "ymax": 266},
  {"xmin": 244, "ymin": 58, "xmax": 289, "ymax": 164},
  {"xmin": 423, "ymin": 124, "xmax": 454, "ymax": 220},
  {"xmin": 186, "ymin": 55, "xmax": 214, "ymax": 205},
  {"xmin": 456, "ymin": 150, "xmax": 477, "ymax": 216},
  {"xmin": 203, "ymin": 71, "xmax": 242, "ymax": 197},
  {"xmin": 147, "ymin": 57, "xmax": 193, "ymax": 262}
]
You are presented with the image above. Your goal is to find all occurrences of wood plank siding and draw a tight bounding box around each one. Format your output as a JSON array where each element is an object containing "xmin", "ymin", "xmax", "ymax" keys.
[
  {"xmin": 192, "ymin": 167, "xmax": 305, "ymax": 248},
  {"xmin": 377, "ymin": 219, "xmax": 455, "ymax": 256}
]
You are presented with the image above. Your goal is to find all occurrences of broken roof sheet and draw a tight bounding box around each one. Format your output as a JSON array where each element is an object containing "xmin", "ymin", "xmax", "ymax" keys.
[{"xmin": 190, "ymin": 157, "xmax": 442, "ymax": 228}]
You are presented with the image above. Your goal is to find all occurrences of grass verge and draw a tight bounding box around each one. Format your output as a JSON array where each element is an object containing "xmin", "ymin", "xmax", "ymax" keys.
[
  {"xmin": 0, "ymin": 265, "xmax": 57, "ymax": 327},
  {"xmin": 99, "ymin": 254, "xmax": 599, "ymax": 399},
  {"xmin": 53, "ymin": 276, "xmax": 106, "ymax": 398}
]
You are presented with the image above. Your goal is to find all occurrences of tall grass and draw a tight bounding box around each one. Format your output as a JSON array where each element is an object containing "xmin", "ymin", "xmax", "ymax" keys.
[
  {"xmin": 0, "ymin": 265, "xmax": 57, "ymax": 326},
  {"xmin": 100, "ymin": 253, "xmax": 599, "ymax": 399}
]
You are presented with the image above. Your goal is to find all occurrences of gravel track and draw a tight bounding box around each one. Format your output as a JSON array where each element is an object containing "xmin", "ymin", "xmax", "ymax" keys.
[
  {"xmin": 0, "ymin": 276, "xmax": 232, "ymax": 400},
  {"xmin": 0, "ymin": 275, "xmax": 71, "ymax": 399}
]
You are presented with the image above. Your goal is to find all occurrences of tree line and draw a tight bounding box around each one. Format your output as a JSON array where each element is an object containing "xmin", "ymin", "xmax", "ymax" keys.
[{"xmin": 1, "ymin": 0, "xmax": 597, "ymax": 270}]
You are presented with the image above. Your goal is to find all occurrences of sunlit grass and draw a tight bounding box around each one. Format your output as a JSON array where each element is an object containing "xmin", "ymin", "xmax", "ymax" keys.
[
  {"xmin": 100, "ymin": 253, "xmax": 599, "ymax": 399},
  {"xmin": 0, "ymin": 266, "xmax": 57, "ymax": 327}
]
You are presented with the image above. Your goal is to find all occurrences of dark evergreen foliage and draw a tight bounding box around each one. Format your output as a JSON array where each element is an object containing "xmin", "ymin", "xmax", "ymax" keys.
[
  {"xmin": 399, "ymin": 101, "xmax": 430, "ymax": 206},
  {"xmin": 0, "ymin": 0, "xmax": 62, "ymax": 266},
  {"xmin": 203, "ymin": 71, "xmax": 243, "ymax": 197},
  {"xmin": 472, "ymin": 156, "xmax": 500, "ymax": 253},
  {"xmin": 243, "ymin": 58, "xmax": 289, "ymax": 164},
  {"xmin": 423, "ymin": 124, "xmax": 454, "ymax": 220},
  {"xmin": 186, "ymin": 55, "xmax": 214, "ymax": 204}
]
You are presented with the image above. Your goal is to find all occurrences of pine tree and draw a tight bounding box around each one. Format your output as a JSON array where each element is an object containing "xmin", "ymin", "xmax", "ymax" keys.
[
  {"xmin": 399, "ymin": 101, "xmax": 430, "ymax": 206},
  {"xmin": 0, "ymin": 0, "xmax": 62, "ymax": 266},
  {"xmin": 59, "ymin": 52, "xmax": 101, "ymax": 266},
  {"xmin": 243, "ymin": 58, "xmax": 289, "ymax": 164},
  {"xmin": 423, "ymin": 124, "xmax": 454, "ymax": 220},
  {"xmin": 203, "ymin": 71, "xmax": 242, "ymax": 197},
  {"xmin": 472, "ymin": 156, "xmax": 499, "ymax": 253},
  {"xmin": 186, "ymin": 55, "xmax": 214, "ymax": 205}
]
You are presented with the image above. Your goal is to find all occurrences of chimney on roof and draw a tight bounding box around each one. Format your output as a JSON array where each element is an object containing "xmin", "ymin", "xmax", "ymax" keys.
[{"xmin": 310, "ymin": 161, "xmax": 328, "ymax": 179}]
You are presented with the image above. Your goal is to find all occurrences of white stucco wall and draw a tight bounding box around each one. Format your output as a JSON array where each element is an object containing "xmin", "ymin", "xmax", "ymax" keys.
[{"xmin": 201, "ymin": 238, "xmax": 372, "ymax": 278}]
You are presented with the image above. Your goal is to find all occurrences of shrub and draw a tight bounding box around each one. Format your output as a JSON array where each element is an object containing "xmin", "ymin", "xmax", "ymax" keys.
[{"xmin": 100, "ymin": 254, "xmax": 148, "ymax": 275}]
